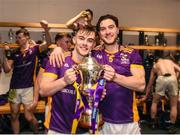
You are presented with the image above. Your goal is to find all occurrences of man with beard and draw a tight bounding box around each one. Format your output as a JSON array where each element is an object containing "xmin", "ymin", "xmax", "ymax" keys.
[
  {"xmin": 94, "ymin": 14, "xmax": 145, "ymax": 134},
  {"xmin": 49, "ymin": 14, "xmax": 145, "ymax": 134}
]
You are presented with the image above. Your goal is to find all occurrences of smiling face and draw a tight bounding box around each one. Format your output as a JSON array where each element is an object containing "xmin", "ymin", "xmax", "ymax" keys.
[
  {"xmin": 73, "ymin": 28, "xmax": 96, "ymax": 57},
  {"xmin": 98, "ymin": 19, "xmax": 119, "ymax": 46}
]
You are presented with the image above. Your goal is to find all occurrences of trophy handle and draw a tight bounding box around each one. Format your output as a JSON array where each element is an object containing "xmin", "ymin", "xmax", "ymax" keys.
[
  {"xmin": 98, "ymin": 66, "xmax": 104, "ymax": 78},
  {"xmin": 79, "ymin": 70, "xmax": 84, "ymax": 91},
  {"xmin": 73, "ymin": 65, "xmax": 83, "ymax": 91}
]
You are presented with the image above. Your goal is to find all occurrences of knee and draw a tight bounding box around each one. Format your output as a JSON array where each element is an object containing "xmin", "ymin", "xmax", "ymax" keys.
[
  {"xmin": 24, "ymin": 113, "xmax": 33, "ymax": 122},
  {"xmin": 11, "ymin": 113, "xmax": 19, "ymax": 121}
]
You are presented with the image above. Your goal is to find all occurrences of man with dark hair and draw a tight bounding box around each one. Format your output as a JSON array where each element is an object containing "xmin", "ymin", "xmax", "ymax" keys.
[
  {"xmin": 93, "ymin": 14, "xmax": 145, "ymax": 134},
  {"xmin": 54, "ymin": 32, "xmax": 72, "ymax": 52},
  {"xmin": 2, "ymin": 28, "xmax": 49, "ymax": 134}
]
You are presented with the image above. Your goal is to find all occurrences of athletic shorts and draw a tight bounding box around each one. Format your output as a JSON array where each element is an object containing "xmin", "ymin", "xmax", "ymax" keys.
[
  {"xmin": 155, "ymin": 75, "xmax": 178, "ymax": 96},
  {"xmin": 8, "ymin": 87, "xmax": 33, "ymax": 105},
  {"xmin": 99, "ymin": 121, "xmax": 141, "ymax": 134}
]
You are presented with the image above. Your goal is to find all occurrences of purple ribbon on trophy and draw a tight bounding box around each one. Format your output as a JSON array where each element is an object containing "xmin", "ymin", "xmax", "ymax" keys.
[{"xmin": 91, "ymin": 78, "xmax": 106, "ymax": 134}]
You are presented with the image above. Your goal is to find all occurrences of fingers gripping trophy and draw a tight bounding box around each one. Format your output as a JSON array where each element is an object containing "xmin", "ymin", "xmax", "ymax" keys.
[{"xmin": 72, "ymin": 52, "xmax": 105, "ymax": 134}]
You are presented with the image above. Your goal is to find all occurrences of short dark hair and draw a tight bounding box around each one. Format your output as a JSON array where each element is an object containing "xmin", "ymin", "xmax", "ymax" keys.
[
  {"xmin": 96, "ymin": 14, "xmax": 119, "ymax": 32},
  {"xmin": 16, "ymin": 28, "xmax": 30, "ymax": 37},
  {"xmin": 55, "ymin": 32, "xmax": 71, "ymax": 43}
]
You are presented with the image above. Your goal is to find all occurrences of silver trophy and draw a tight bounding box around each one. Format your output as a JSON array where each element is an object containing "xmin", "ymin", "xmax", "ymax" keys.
[{"xmin": 77, "ymin": 52, "xmax": 104, "ymax": 129}]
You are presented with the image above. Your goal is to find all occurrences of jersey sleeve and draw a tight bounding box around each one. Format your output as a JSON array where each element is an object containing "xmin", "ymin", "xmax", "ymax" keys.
[
  {"xmin": 43, "ymin": 60, "xmax": 58, "ymax": 79},
  {"xmin": 130, "ymin": 49, "xmax": 143, "ymax": 68}
]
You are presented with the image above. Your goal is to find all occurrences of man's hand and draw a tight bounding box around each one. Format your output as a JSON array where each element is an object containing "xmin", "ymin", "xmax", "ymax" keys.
[
  {"xmin": 103, "ymin": 65, "xmax": 116, "ymax": 81},
  {"xmin": 63, "ymin": 68, "xmax": 77, "ymax": 85},
  {"xmin": 79, "ymin": 10, "xmax": 87, "ymax": 18},
  {"xmin": 49, "ymin": 46, "xmax": 65, "ymax": 67},
  {"xmin": 27, "ymin": 101, "xmax": 38, "ymax": 112},
  {"xmin": 140, "ymin": 95, "xmax": 147, "ymax": 102},
  {"xmin": 4, "ymin": 45, "xmax": 10, "ymax": 50},
  {"xmin": 40, "ymin": 20, "xmax": 49, "ymax": 31}
]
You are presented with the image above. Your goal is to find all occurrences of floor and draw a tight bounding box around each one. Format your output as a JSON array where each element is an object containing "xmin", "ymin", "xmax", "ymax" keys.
[{"xmin": 0, "ymin": 113, "xmax": 180, "ymax": 134}]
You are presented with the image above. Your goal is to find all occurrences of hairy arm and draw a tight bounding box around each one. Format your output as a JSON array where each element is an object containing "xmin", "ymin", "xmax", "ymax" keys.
[
  {"xmin": 145, "ymin": 67, "xmax": 156, "ymax": 98},
  {"xmin": 113, "ymin": 65, "xmax": 146, "ymax": 92},
  {"xmin": 40, "ymin": 20, "xmax": 52, "ymax": 46},
  {"xmin": 40, "ymin": 68, "xmax": 76, "ymax": 97},
  {"xmin": 103, "ymin": 64, "xmax": 145, "ymax": 92},
  {"xmin": 27, "ymin": 69, "xmax": 43, "ymax": 111},
  {"xmin": 66, "ymin": 11, "xmax": 86, "ymax": 29},
  {"xmin": 0, "ymin": 47, "xmax": 13, "ymax": 73},
  {"xmin": 40, "ymin": 75, "xmax": 67, "ymax": 97},
  {"xmin": 2, "ymin": 58, "xmax": 13, "ymax": 73},
  {"xmin": 38, "ymin": 20, "xmax": 52, "ymax": 52}
]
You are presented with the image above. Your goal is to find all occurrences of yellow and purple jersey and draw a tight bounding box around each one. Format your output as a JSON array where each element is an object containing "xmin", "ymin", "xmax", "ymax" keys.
[
  {"xmin": 10, "ymin": 45, "xmax": 39, "ymax": 89},
  {"xmin": 43, "ymin": 53, "xmax": 87, "ymax": 134},
  {"xmin": 92, "ymin": 46, "xmax": 143, "ymax": 124}
]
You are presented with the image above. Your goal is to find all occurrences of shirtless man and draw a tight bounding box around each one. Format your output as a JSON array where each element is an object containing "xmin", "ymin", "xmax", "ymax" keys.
[{"xmin": 143, "ymin": 55, "xmax": 180, "ymax": 133}]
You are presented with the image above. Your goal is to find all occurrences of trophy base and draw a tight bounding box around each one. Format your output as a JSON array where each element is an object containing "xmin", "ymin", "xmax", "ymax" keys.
[{"xmin": 79, "ymin": 109, "xmax": 104, "ymax": 129}]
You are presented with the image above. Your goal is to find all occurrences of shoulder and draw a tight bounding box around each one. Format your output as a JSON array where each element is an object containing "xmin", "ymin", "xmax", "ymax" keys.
[
  {"xmin": 64, "ymin": 51, "xmax": 71, "ymax": 58},
  {"xmin": 29, "ymin": 44, "xmax": 39, "ymax": 51},
  {"xmin": 93, "ymin": 45, "xmax": 104, "ymax": 51},
  {"xmin": 120, "ymin": 45, "xmax": 134, "ymax": 54}
]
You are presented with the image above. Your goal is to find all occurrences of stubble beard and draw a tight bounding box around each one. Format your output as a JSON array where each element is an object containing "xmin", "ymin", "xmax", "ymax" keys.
[{"xmin": 102, "ymin": 37, "xmax": 118, "ymax": 46}]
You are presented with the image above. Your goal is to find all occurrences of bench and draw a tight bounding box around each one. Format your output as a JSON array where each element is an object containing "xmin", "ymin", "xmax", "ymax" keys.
[{"xmin": 0, "ymin": 100, "xmax": 45, "ymax": 114}]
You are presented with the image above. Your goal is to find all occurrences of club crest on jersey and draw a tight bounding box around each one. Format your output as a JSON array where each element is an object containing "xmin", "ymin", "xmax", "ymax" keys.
[
  {"xmin": 96, "ymin": 54, "xmax": 103, "ymax": 59},
  {"xmin": 64, "ymin": 63, "xmax": 69, "ymax": 68},
  {"xmin": 120, "ymin": 53, "xmax": 130, "ymax": 64},
  {"xmin": 28, "ymin": 49, "xmax": 32, "ymax": 55}
]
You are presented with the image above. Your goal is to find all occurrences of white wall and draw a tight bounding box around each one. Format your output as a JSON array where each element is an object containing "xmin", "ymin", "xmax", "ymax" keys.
[{"xmin": 0, "ymin": 0, "xmax": 180, "ymax": 28}]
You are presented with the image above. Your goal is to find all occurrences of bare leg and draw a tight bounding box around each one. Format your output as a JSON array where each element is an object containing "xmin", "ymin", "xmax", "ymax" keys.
[
  {"xmin": 178, "ymin": 95, "xmax": 180, "ymax": 119},
  {"xmin": 9, "ymin": 103, "xmax": 20, "ymax": 134},
  {"xmin": 167, "ymin": 95, "xmax": 178, "ymax": 134},
  {"xmin": 169, "ymin": 95, "xmax": 178, "ymax": 124},
  {"xmin": 24, "ymin": 104, "xmax": 39, "ymax": 133},
  {"xmin": 151, "ymin": 93, "xmax": 161, "ymax": 119}
]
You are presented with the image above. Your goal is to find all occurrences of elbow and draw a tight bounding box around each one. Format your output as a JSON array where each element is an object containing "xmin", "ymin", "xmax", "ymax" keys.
[
  {"xmin": 139, "ymin": 83, "xmax": 146, "ymax": 92},
  {"xmin": 39, "ymin": 84, "xmax": 48, "ymax": 97},
  {"xmin": 39, "ymin": 89, "xmax": 45, "ymax": 97},
  {"xmin": 3, "ymin": 68, "xmax": 11, "ymax": 73},
  {"xmin": 137, "ymin": 79, "xmax": 146, "ymax": 92}
]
